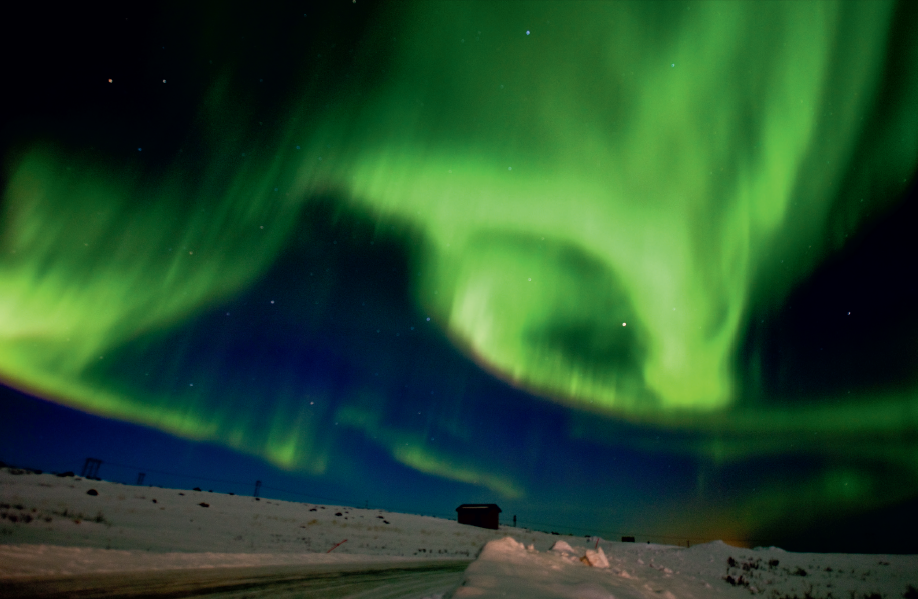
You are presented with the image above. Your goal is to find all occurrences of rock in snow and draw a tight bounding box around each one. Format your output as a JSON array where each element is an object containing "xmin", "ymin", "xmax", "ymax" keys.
[
  {"xmin": 583, "ymin": 547, "xmax": 609, "ymax": 568},
  {"xmin": 549, "ymin": 541, "xmax": 575, "ymax": 554}
]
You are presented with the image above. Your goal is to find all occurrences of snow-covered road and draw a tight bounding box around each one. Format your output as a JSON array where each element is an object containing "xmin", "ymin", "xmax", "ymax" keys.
[{"xmin": 2, "ymin": 559, "xmax": 469, "ymax": 598}]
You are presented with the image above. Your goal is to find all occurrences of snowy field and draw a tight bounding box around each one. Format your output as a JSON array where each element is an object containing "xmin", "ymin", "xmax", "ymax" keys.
[{"xmin": 1, "ymin": 467, "xmax": 916, "ymax": 598}]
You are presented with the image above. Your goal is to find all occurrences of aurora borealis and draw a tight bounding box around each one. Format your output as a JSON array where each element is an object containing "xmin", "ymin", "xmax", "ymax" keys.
[{"xmin": 2, "ymin": 0, "xmax": 917, "ymax": 551}]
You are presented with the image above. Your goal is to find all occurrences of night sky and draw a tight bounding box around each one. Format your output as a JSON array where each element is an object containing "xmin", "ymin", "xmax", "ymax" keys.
[{"xmin": 2, "ymin": 0, "xmax": 917, "ymax": 553}]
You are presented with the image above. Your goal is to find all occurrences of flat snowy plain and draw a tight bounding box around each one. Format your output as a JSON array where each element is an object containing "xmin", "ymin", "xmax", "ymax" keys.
[{"xmin": 1, "ymin": 468, "xmax": 916, "ymax": 598}]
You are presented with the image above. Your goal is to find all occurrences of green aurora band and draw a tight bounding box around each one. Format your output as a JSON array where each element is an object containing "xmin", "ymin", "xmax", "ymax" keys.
[{"xmin": 2, "ymin": 0, "xmax": 917, "ymax": 541}]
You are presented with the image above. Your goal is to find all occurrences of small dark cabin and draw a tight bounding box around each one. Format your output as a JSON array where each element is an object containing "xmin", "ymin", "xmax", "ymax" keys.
[{"xmin": 456, "ymin": 504, "xmax": 501, "ymax": 530}]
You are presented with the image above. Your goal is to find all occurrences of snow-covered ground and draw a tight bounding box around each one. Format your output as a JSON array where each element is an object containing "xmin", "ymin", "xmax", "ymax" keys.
[
  {"xmin": 2, "ymin": 467, "xmax": 916, "ymax": 598},
  {"xmin": 457, "ymin": 537, "xmax": 918, "ymax": 599}
]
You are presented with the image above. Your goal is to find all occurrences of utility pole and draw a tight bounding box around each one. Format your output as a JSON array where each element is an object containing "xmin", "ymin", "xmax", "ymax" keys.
[
  {"xmin": 136, "ymin": 472, "xmax": 145, "ymax": 485},
  {"xmin": 513, "ymin": 515, "xmax": 517, "ymax": 527},
  {"xmin": 254, "ymin": 480, "xmax": 262, "ymax": 497}
]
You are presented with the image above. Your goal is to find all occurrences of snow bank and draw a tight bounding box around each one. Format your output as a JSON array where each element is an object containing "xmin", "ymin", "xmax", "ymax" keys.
[
  {"xmin": 450, "ymin": 537, "xmax": 918, "ymax": 599},
  {"xmin": 452, "ymin": 537, "xmax": 684, "ymax": 599}
]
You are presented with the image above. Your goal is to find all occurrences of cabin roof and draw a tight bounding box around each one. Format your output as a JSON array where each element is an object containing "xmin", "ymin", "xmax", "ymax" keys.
[{"xmin": 455, "ymin": 503, "xmax": 502, "ymax": 512}]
